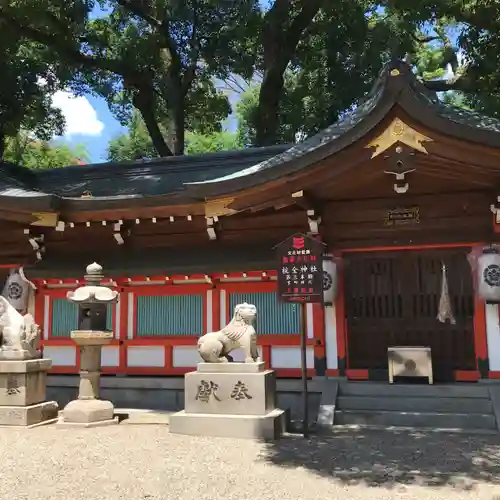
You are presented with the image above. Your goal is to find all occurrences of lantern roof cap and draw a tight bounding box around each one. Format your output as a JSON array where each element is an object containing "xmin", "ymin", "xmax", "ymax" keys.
[
  {"xmin": 86, "ymin": 262, "xmax": 102, "ymax": 275},
  {"xmin": 66, "ymin": 261, "xmax": 118, "ymax": 304},
  {"xmin": 66, "ymin": 286, "xmax": 118, "ymax": 304}
]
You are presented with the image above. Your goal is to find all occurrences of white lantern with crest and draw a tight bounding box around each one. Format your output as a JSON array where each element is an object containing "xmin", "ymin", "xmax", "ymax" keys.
[
  {"xmin": 323, "ymin": 255, "xmax": 338, "ymax": 305},
  {"xmin": 1, "ymin": 268, "xmax": 35, "ymax": 312},
  {"xmin": 477, "ymin": 248, "xmax": 500, "ymax": 304}
]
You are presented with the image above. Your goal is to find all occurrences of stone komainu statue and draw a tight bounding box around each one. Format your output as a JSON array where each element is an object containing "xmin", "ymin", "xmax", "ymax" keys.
[
  {"xmin": 197, "ymin": 302, "xmax": 260, "ymax": 363},
  {"xmin": 0, "ymin": 296, "xmax": 40, "ymax": 359}
]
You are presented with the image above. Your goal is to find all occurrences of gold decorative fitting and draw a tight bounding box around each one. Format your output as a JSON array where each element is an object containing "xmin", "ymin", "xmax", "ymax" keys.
[
  {"xmin": 204, "ymin": 197, "xmax": 237, "ymax": 218},
  {"xmin": 390, "ymin": 69, "xmax": 400, "ymax": 76},
  {"xmin": 365, "ymin": 117, "xmax": 433, "ymax": 158},
  {"xmin": 30, "ymin": 212, "xmax": 59, "ymax": 228},
  {"xmin": 81, "ymin": 191, "xmax": 93, "ymax": 198}
]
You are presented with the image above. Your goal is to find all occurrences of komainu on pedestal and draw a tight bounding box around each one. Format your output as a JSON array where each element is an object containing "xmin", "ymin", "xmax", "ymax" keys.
[
  {"xmin": 197, "ymin": 302, "xmax": 260, "ymax": 363},
  {"xmin": 170, "ymin": 303, "xmax": 287, "ymax": 440},
  {"xmin": 0, "ymin": 297, "xmax": 58, "ymax": 427}
]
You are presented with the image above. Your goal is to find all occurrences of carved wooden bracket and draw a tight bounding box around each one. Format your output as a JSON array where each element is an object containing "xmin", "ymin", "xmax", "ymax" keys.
[
  {"xmin": 113, "ymin": 220, "xmax": 132, "ymax": 245},
  {"xmin": 490, "ymin": 196, "xmax": 500, "ymax": 225},
  {"xmin": 24, "ymin": 229, "xmax": 45, "ymax": 261},
  {"xmin": 206, "ymin": 217, "xmax": 218, "ymax": 241},
  {"xmin": 291, "ymin": 190, "xmax": 322, "ymax": 234}
]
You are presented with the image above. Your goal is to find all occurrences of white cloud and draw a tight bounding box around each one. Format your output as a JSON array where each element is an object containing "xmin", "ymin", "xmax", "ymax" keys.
[{"xmin": 52, "ymin": 90, "xmax": 104, "ymax": 137}]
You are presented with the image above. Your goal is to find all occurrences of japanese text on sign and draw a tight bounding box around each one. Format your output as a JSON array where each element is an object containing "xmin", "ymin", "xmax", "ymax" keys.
[{"xmin": 275, "ymin": 234, "xmax": 325, "ymax": 303}]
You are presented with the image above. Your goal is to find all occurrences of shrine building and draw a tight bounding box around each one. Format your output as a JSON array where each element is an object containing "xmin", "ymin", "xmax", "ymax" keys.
[{"xmin": 2, "ymin": 59, "xmax": 500, "ymax": 384}]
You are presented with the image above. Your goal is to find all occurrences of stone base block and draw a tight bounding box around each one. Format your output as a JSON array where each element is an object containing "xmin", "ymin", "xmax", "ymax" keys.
[
  {"xmin": 169, "ymin": 408, "xmax": 287, "ymax": 440},
  {"xmin": 60, "ymin": 398, "xmax": 115, "ymax": 425},
  {"xmin": 0, "ymin": 350, "xmax": 37, "ymax": 361},
  {"xmin": 185, "ymin": 368, "xmax": 277, "ymax": 415},
  {"xmin": 197, "ymin": 362, "xmax": 265, "ymax": 374},
  {"xmin": 0, "ymin": 401, "xmax": 59, "ymax": 427},
  {"xmin": 57, "ymin": 416, "xmax": 119, "ymax": 428},
  {"xmin": 0, "ymin": 358, "xmax": 52, "ymax": 406}
]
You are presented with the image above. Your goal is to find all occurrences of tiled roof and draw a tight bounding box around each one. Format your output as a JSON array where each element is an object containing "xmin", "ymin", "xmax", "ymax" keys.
[{"xmin": 35, "ymin": 144, "xmax": 290, "ymax": 198}]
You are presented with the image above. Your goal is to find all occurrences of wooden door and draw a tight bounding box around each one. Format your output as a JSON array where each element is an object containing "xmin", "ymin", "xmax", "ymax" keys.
[{"xmin": 344, "ymin": 249, "xmax": 476, "ymax": 381}]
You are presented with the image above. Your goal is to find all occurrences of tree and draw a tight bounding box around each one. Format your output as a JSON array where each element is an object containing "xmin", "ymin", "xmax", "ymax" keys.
[
  {"xmin": 253, "ymin": 0, "xmax": 326, "ymax": 146},
  {"xmin": 246, "ymin": 0, "xmax": 500, "ymax": 145},
  {"xmin": 237, "ymin": 4, "xmax": 494, "ymax": 147},
  {"xmin": 3, "ymin": 0, "xmax": 500, "ymax": 157},
  {"xmin": 381, "ymin": 0, "xmax": 500, "ymax": 115},
  {"xmin": 107, "ymin": 111, "xmax": 241, "ymax": 161},
  {"xmin": 4, "ymin": 133, "xmax": 88, "ymax": 169},
  {"xmin": 237, "ymin": 3, "xmax": 411, "ymax": 145},
  {"xmin": 0, "ymin": 0, "xmax": 260, "ymax": 156},
  {"xmin": 0, "ymin": 17, "xmax": 68, "ymax": 159}
]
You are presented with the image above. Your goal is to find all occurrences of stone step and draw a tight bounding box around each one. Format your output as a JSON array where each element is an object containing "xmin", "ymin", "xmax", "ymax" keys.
[
  {"xmin": 336, "ymin": 396, "xmax": 493, "ymax": 414},
  {"xmin": 338, "ymin": 382, "xmax": 489, "ymax": 399},
  {"xmin": 328, "ymin": 424, "xmax": 499, "ymax": 436},
  {"xmin": 335, "ymin": 409, "xmax": 497, "ymax": 430}
]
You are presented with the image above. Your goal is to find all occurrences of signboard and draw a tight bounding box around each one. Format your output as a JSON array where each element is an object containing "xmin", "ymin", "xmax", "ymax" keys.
[
  {"xmin": 275, "ymin": 233, "xmax": 325, "ymax": 303},
  {"xmin": 384, "ymin": 206, "xmax": 420, "ymax": 227}
]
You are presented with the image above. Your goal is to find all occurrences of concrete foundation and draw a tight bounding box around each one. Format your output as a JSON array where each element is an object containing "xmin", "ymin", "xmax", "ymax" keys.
[
  {"xmin": 0, "ymin": 401, "xmax": 58, "ymax": 426},
  {"xmin": 0, "ymin": 359, "xmax": 58, "ymax": 427},
  {"xmin": 170, "ymin": 409, "xmax": 287, "ymax": 440},
  {"xmin": 46, "ymin": 374, "xmax": 323, "ymax": 424},
  {"xmin": 170, "ymin": 363, "xmax": 288, "ymax": 440}
]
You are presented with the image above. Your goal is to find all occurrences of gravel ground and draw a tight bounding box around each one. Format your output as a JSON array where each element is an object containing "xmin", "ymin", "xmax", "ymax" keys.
[{"xmin": 1, "ymin": 425, "xmax": 500, "ymax": 500}]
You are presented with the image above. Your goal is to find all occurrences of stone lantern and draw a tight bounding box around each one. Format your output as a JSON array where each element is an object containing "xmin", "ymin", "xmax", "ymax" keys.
[{"xmin": 58, "ymin": 262, "xmax": 119, "ymax": 428}]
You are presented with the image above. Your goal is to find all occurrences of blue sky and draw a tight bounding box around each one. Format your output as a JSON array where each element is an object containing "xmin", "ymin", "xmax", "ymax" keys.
[{"xmin": 56, "ymin": 94, "xmax": 126, "ymax": 163}]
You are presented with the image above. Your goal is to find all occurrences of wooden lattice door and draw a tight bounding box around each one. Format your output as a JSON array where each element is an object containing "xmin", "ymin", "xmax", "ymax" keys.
[{"xmin": 344, "ymin": 249, "xmax": 476, "ymax": 381}]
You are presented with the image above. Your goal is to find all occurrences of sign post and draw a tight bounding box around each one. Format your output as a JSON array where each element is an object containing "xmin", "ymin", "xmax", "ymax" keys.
[{"xmin": 274, "ymin": 233, "xmax": 325, "ymax": 438}]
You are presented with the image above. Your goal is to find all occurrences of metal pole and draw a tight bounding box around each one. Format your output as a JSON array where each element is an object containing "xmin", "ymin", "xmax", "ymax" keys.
[{"xmin": 300, "ymin": 302, "xmax": 309, "ymax": 438}]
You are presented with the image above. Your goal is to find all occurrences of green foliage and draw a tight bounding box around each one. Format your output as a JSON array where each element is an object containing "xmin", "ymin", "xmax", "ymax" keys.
[
  {"xmin": 236, "ymin": 2, "xmax": 499, "ymax": 146},
  {"xmin": 238, "ymin": 2, "xmax": 409, "ymax": 145},
  {"xmin": 0, "ymin": 16, "xmax": 69, "ymax": 155},
  {"xmin": 107, "ymin": 111, "xmax": 241, "ymax": 161},
  {"xmin": 235, "ymin": 85, "xmax": 260, "ymax": 146},
  {"xmin": 185, "ymin": 131, "xmax": 242, "ymax": 155},
  {"xmin": 4, "ymin": 133, "xmax": 88, "ymax": 169},
  {"xmin": 379, "ymin": 0, "xmax": 500, "ymax": 116},
  {"xmin": 107, "ymin": 111, "xmax": 157, "ymax": 162},
  {"xmin": 0, "ymin": 0, "xmax": 260, "ymax": 155}
]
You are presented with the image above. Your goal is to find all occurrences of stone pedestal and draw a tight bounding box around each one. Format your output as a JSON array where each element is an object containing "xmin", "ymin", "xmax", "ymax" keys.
[
  {"xmin": 58, "ymin": 331, "xmax": 118, "ymax": 428},
  {"xmin": 170, "ymin": 362, "xmax": 287, "ymax": 440},
  {"xmin": 0, "ymin": 358, "xmax": 58, "ymax": 427}
]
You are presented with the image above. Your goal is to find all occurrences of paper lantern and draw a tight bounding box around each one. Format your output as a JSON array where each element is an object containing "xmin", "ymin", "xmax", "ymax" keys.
[
  {"xmin": 477, "ymin": 249, "xmax": 500, "ymax": 304},
  {"xmin": 323, "ymin": 256, "xmax": 338, "ymax": 304},
  {"xmin": 1, "ymin": 269, "xmax": 30, "ymax": 311}
]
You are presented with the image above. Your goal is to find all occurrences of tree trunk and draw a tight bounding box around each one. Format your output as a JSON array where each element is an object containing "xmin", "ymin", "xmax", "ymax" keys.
[
  {"xmin": 255, "ymin": 70, "xmax": 285, "ymax": 146},
  {"xmin": 169, "ymin": 104, "xmax": 185, "ymax": 155},
  {"xmin": 132, "ymin": 90, "xmax": 173, "ymax": 157},
  {"xmin": 254, "ymin": 0, "xmax": 324, "ymax": 147}
]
